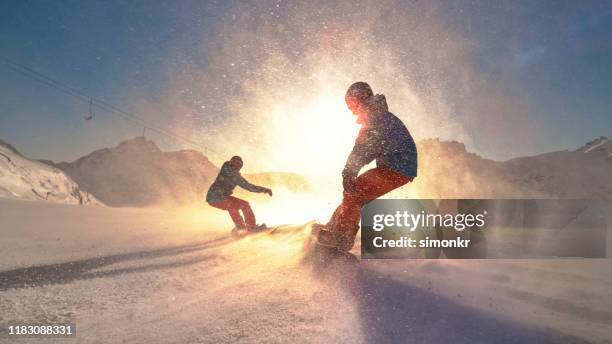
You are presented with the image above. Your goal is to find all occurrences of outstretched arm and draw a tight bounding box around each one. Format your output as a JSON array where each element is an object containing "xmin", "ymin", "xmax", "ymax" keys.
[{"xmin": 236, "ymin": 175, "xmax": 272, "ymax": 195}]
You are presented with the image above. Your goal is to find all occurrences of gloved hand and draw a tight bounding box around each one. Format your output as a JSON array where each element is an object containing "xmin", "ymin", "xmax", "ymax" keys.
[
  {"xmin": 264, "ymin": 188, "xmax": 273, "ymax": 196},
  {"xmin": 342, "ymin": 176, "xmax": 357, "ymax": 193}
]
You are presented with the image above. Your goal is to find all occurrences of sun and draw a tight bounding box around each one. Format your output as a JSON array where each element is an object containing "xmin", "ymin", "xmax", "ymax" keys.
[{"xmin": 264, "ymin": 87, "xmax": 361, "ymax": 178}]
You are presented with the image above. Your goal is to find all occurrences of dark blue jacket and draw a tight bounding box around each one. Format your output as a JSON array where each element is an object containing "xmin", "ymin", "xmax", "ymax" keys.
[
  {"xmin": 206, "ymin": 162, "xmax": 268, "ymax": 203},
  {"xmin": 343, "ymin": 95, "xmax": 418, "ymax": 180}
]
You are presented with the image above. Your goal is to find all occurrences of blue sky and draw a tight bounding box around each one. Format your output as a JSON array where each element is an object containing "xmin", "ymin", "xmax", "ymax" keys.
[{"xmin": 0, "ymin": 0, "xmax": 610, "ymax": 163}]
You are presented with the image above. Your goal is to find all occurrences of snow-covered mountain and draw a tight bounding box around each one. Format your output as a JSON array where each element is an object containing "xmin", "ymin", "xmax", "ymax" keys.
[
  {"xmin": 413, "ymin": 136, "xmax": 612, "ymax": 199},
  {"xmin": 578, "ymin": 136, "xmax": 611, "ymax": 156},
  {"xmin": 5, "ymin": 134, "xmax": 608, "ymax": 207},
  {"xmin": 50, "ymin": 137, "xmax": 314, "ymax": 207},
  {"xmin": 0, "ymin": 139, "xmax": 100, "ymax": 205},
  {"xmin": 51, "ymin": 137, "xmax": 219, "ymax": 207}
]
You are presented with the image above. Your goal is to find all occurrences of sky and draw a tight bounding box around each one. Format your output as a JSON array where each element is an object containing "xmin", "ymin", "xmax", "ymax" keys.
[{"xmin": 0, "ymin": 0, "xmax": 611, "ymax": 171}]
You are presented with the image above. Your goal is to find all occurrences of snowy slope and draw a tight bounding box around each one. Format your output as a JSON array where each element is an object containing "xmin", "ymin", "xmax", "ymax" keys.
[
  {"xmin": 0, "ymin": 199, "xmax": 610, "ymax": 343},
  {"xmin": 0, "ymin": 140, "xmax": 100, "ymax": 205}
]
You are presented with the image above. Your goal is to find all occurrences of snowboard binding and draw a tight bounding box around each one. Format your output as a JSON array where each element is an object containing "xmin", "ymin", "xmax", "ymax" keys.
[
  {"xmin": 311, "ymin": 223, "xmax": 357, "ymax": 253},
  {"xmin": 231, "ymin": 223, "xmax": 268, "ymax": 237}
]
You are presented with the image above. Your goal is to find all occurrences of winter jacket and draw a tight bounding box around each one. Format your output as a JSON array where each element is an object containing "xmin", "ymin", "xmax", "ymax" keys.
[
  {"xmin": 206, "ymin": 161, "xmax": 268, "ymax": 203},
  {"xmin": 343, "ymin": 94, "xmax": 418, "ymax": 181}
]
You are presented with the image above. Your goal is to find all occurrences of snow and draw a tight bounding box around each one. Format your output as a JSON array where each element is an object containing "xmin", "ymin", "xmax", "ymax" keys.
[
  {"xmin": 409, "ymin": 138, "xmax": 612, "ymax": 199},
  {"xmin": 51, "ymin": 136, "xmax": 219, "ymax": 207},
  {"xmin": 1, "ymin": 199, "xmax": 611, "ymax": 343},
  {"xmin": 51, "ymin": 137, "xmax": 311, "ymax": 208},
  {"xmin": 0, "ymin": 142, "xmax": 100, "ymax": 205},
  {"xmin": 582, "ymin": 137, "xmax": 610, "ymax": 153}
]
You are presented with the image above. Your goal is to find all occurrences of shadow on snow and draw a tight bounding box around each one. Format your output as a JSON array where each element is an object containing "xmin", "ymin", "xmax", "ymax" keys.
[{"xmin": 0, "ymin": 236, "xmax": 233, "ymax": 291}]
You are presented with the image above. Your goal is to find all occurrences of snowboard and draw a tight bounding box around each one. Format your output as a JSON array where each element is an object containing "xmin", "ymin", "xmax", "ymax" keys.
[
  {"xmin": 230, "ymin": 224, "xmax": 288, "ymax": 237},
  {"xmin": 312, "ymin": 242, "xmax": 359, "ymax": 262}
]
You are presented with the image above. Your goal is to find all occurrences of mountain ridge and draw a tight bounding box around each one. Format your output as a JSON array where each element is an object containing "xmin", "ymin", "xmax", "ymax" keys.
[
  {"xmin": 47, "ymin": 137, "xmax": 219, "ymax": 207},
  {"xmin": 1, "ymin": 135, "xmax": 609, "ymax": 206},
  {"xmin": 0, "ymin": 140, "xmax": 101, "ymax": 205}
]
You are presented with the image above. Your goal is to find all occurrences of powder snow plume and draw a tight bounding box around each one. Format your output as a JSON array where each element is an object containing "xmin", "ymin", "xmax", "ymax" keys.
[{"xmin": 129, "ymin": 0, "xmax": 544, "ymax": 220}]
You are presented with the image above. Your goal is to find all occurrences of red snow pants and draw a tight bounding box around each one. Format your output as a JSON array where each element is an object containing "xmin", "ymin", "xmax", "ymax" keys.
[
  {"xmin": 209, "ymin": 196, "xmax": 256, "ymax": 229},
  {"xmin": 328, "ymin": 166, "xmax": 413, "ymax": 238}
]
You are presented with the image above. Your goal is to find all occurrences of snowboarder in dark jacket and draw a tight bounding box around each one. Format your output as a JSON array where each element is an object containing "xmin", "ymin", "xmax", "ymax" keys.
[
  {"xmin": 315, "ymin": 82, "xmax": 418, "ymax": 252},
  {"xmin": 207, "ymin": 156, "xmax": 272, "ymax": 231}
]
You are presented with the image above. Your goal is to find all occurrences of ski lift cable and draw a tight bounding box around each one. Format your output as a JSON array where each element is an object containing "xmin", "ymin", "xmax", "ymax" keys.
[
  {"xmin": 0, "ymin": 56, "xmax": 207, "ymax": 152},
  {"xmin": 1, "ymin": 56, "xmax": 189, "ymax": 141},
  {"xmin": 0, "ymin": 56, "xmax": 225, "ymax": 161},
  {"xmin": 1, "ymin": 57, "xmax": 146, "ymax": 128}
]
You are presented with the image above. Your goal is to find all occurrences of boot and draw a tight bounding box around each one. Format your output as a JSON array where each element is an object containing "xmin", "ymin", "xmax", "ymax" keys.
[
  {"xmin": 334, "ymin": 225, "xmax": 360, "ymax": 253},
  {"xmin": 316, "ymin": 228, "xmax": 341, "ymax": 247},
  {"xmin": 316, "ymin": 227, "xmax": 358, "ymax": 252},
  {"xmin": 247, "ymin": 223, "xmax": 268, "ymax": 232},
  {"xmin": 231, "ymin": 225, "xmax": 248, "ymax": 236},
  {"xmin": 311, "ymin": 223, "xmax": 327, "ymax": 237}
]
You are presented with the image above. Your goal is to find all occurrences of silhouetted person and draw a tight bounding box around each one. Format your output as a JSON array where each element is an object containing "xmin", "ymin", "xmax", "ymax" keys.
[
  {"xmin": 207, "ymin": 156, "xmax": 272, "ymax": 232},
  {"xmin": 315, "ymin": 82, "xmax": 418, "ymax": 252}
]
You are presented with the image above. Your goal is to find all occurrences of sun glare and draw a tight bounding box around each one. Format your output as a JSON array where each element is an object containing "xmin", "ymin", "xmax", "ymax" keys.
[{"xmin": 265, "ymin": 88, "xmax": 360, "ymax": 178}]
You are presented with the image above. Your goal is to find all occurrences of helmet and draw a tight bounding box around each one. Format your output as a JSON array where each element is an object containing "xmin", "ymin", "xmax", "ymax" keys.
[
  {"xmin": 229, "ymin": 155, "xmax": 243, "ymax": 169},
  {"xmin": 345, "ymin": 82, "xmax": 373, "ymax": 104}
]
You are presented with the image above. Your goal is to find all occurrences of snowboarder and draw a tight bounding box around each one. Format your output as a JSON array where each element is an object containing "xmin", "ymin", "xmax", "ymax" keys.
[
  {"xmin": 315, "ymin": 82, "xmax": 418, "ymax": 252},
  {"xmin": 207, "ymin": 156, "xmax": 273, "ymax": 232}
]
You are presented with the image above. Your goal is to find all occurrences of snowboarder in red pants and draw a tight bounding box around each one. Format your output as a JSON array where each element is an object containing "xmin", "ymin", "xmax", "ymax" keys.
[
  {"xmin": 316, "ymin": 82, "xmax": 418, "ymax": 252},
  {"xmin": 207, "ymin": 156, "xmax": 272, "ymax": 232}
]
